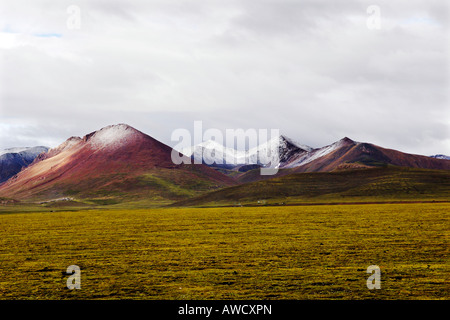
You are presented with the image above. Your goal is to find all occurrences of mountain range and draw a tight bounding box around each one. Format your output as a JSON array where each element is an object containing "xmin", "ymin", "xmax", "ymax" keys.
[
  {"xmin": 0, "ymin": 124, "xmax": 449, "ymax": 205},
  {"xmin": 0, "ymin": 124, "xmax": 234, "ymax": 204},
  {"xmin": 181, "ymin": 135, "xmax": 312, "ymax": 170},
  {"xmin": 0, "ymin": 146, "xmax": 49, "ymax": 183},
  {"xmin": 430, "ymin": 154, "xmax": 450, "ymax": 160},
  {"xmin": 182, "ymin": 135, "xmax": 450, "ymax": 176}
]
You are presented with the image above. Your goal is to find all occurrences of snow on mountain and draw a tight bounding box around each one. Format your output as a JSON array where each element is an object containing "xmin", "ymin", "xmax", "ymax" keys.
[
  {"xmin": 283, "ymin": 137, "xmax": 357, "ymax": 168},
  {"xmin": 0, "ymin": 146, "xmax": 49, "ymax": 183},
  {"xmin": 0, "ymin": 124, "xmax": 236, "ymax": 200},
  {"xmin": 182, "ymin": 135, "xmax": 313, "ymax": 168},
  {"xmin": 86, "ymin": 124, "xmax": 139, "ymax": 150},
  {"xmin": 246, "ymin": 135, "xmax": 311, "ymax": 168},
  {"xmin": 181, "ymin": 140, "xmax": 247, "ymax": 168},
  {"xmin": 0, "ymin": 146, "xmax": 48, "ymax": 159},
  {"xmin": 429, "ymin": 154, "xmax": 450, "ymax": 160},
  {"xmin": 0, "ymin": 147, "xmax": 28, "ymax": 157},
  {"xmin": 279, "ymin": 135, "xmax": 313, "ymax": 153},
  {"xmin": 43, "ymin": 124, "xmax": 138, "ymax": 159},
  {"xmin": 181, "ymin": 135, "xmax": 365, "ymax": 171}
]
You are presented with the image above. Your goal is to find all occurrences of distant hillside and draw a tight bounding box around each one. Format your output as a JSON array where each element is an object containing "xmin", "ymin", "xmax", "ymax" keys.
[
  {"xmin": 170, "ymin": 167, "xmax": 450, "ymax": 207},
  {"xmin": 430, "ymin": 154, "xmax": 450, "ymax": 160},
  {"xmin": 0, "ymin": 124, "xmax": 235, "ymax": 204},
  {"xmin": 183, "ymin": 135, "xmax": 450, "ymax": 183},
  {"xmin": 0, "ymin": 146, "xmax": 48, "ymax": 183},
  {"xmin": 290, "ymin": 140, "xmax": 450, "ymax": 173}
]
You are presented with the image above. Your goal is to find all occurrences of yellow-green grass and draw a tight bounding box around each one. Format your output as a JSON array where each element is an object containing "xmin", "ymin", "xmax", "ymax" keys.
[{"xmin": 0, "ymin": 203, "xmax": 448, "ymax": 299}]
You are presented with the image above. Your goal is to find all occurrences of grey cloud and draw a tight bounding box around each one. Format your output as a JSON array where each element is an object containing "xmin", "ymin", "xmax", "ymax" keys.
[{"xmin": 0, "ymin": 0, "xmax": 448, "ymax": 156}]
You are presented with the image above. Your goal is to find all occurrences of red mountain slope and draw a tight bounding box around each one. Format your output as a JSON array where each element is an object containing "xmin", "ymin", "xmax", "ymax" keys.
[
  {"xmin": 0, "ymin": 124, "xmax": 235, "ymax": 201},
  {"xmin": 292, "ymin": 138, "xmax": 450, "ymax": 173},
  {"xmin": 234, "ymin": 137, "xmax": 450, "ymax": 183}
]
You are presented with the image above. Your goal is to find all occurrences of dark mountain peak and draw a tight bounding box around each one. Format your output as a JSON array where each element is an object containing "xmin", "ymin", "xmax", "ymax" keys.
[
  {"xmin": 66, "ymin": 136, "xmax": 82, "ymax": 142},
  {"xmin": 277, "ymin": 135, "xmax": 313, "ymax": 152},
  {"xmin": 340, "ymin": 137, "xmax": 355, "ymax": 143},
  {"xmin": 278, "ymin": 134, "xmax": 291, "ymax": 141}
]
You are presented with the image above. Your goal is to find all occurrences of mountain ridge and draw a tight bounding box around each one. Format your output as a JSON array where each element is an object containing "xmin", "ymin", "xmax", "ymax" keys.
[
  {"xmin": 1, "ymin": 125, "xmax": 449, "ymax": 204},
  {"xmin": 0, "ymin": 124, "xmax": 235, "ymax": 203},
  {"xmin": 430, "ymin": 154, "xmax": 450, "ymax": 160},
  {"xmin": 182, "ymin": 134, "xmax": 450, "ymax": 176},
  {"xmin": 0, "ymin": 146, "xmax": 49, "ymax": 183}
]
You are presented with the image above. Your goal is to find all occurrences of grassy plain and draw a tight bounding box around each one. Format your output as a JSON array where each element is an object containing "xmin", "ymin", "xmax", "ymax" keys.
[{"xmin": 0, "ymin": 203, "xmax": 448, "ymax": 300}]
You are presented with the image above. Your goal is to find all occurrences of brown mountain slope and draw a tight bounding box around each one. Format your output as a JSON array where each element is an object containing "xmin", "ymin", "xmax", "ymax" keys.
[
  {"xmin": 232, "ymin": 137, "xmax": 450, "ymax": 183},
  {"xmin": 292, "ymin": 139, "xmax": 450, "ymax": 173},
  {"xmin": 0, "ymin": 124, "xmax": 235, "ymax": 202}
]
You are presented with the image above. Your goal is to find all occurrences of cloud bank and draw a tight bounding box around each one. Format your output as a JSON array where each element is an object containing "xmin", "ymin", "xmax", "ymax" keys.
[{"xmin": 0, "ymin": 0, "xmax": 449, "ymax": 155}]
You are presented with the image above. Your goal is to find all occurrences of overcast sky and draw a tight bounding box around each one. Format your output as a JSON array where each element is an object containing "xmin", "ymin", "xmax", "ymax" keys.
[{"xmin": 0, "ymin": 0, "xmax": 449, "ymax": 155}]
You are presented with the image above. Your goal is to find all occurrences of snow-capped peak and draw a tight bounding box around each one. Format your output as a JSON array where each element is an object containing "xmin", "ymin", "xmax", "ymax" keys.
[
  {"xmin": 0, "ymin": 147, "xmax": 30, "ymax": 157},
  {"xmin": 199, "ymin": 139, "xmax": 227, "ymax": 149},
  {"xmin": 87, "ymin": 124, "xmax": 139, "ymax": 149},
  {"xmin": 279, "ymin": 135, "xmax": 313, "ymax": 152},
  {"xmin": 282, "ymin": 137, "xmax": 357, "ymax": 169},
  {"xmin": 181, "ymin": 134, "xmax": 313, "ymax": 168},
  {"xmin": 180, "ymin": 134, "xmax": 362, "ymax": 170},
  {"xmin": 430, "ymin": 154, "xmax": 450, "ymax": 160},
  {"xmin": 181, "ymin": 139, "xmax": 247, "ymax": 167},
  {"xmin": 0, "ymin": 146, "xmax": 48, "ymax": 157}
]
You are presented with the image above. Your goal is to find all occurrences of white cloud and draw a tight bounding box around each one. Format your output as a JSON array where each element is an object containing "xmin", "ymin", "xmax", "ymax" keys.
[{"xmin": 0, "ymin": 0, "xmax": 449, "ymax": 155}]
